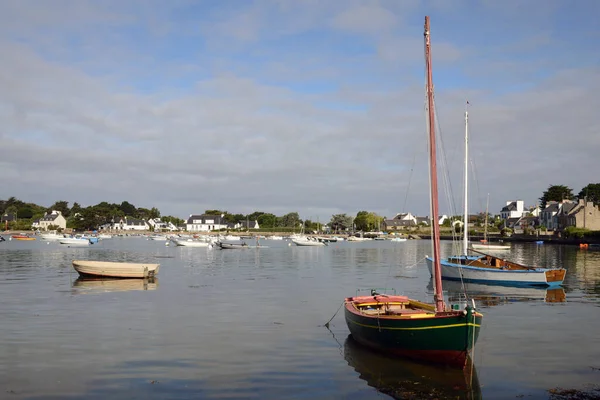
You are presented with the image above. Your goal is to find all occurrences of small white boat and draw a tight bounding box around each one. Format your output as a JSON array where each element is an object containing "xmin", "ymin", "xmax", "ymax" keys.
[
  {"xmin": 98, "ymin": 234, "xmax": 113, "ymax": 240},
  {"xmin": 470, "ymin": 242, "xmax": 510, "ymax": 251},
  {"xmin": 39, "ymin": 231, "xmax": 65, "ymax": 241},
  {"xmin": 391, "ymin": 237, "xmax": 407, "ymax": 242},
  {"xmin": 60, "ymin": 236, "xmax": 96, "ymax": 246},
  {"xmin": 269, "ymin": 235, "xmax": 284, "ymax": 240},
  {"xmin": 72, "ymin": 260, "xmax": 159, "ymax": 278},
  {"xmin": 148, "ymin": 235, "xmax": 167, "ymax": 241},
  {"xmin": 171, "ymin": 238, "xmax": 211, "ymax": 247},
  {"xmin": 292, "ymin": 236, "xmax": 326, "ymax": 247}
]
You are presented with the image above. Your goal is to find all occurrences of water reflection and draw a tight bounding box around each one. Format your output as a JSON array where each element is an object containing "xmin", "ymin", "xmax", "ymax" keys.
[
  {"xmin": 72, "ymin": 277, "xmax": 158, "ymax": 294},
  {"xmin": 431, "ymin": 280, "xmax": 567, "ymax": 307},
  {"xmin": 344, "ymin": 335, "xmax": 481, "ymax": 399}
]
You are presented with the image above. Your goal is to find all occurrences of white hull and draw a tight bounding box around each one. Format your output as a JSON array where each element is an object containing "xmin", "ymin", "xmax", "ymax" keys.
[
  {"xmin": 59, "ymin": 238, "xmax": 93, "ymax": 246},
  {"xmin": 72, "ymin": 260, "xmax": 159, "ymax": 278},
  {"xmin": 149, "ymin": 235, "xmax": 167, "ymax": 241},
  {"xmin": 391, "ymin": 238, "xmax": 407, "ymax": 242},
  {"xmin": 470, "ymin": 243, "xmax": 510, "ymax": 251},
  {"xmin": 292, "ymin": 239, "xmax": 325, "ymax": 246},
  {"xmin": 39, "ymin": 233, "xmax": 64, "ymax": 241},
  {"xmin": 426, "ymin": 257, "xmax": 555, "ymax": 286},
  {"xmin": 172, "ymin": 239, "xmax": 210, "ymax": 247}
]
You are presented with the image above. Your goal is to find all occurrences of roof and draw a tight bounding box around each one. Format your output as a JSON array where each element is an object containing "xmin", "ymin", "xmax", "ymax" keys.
[
  {"xmin": 501, "ymin": 202, "xmax": 517, "ymax": 212},
  {"xmin": 186, "ymin": 214, "xmax": 225, "ymax": 224},
  {"xmin": 1, "ymin": 213, "xmax": 16, "ymax": 222},
  {"xmin": 542, "ymin": 203, "xmax": 560, "ymax": 213},
  {"xmin": 384, "ymin": 219, "xmax": 416, "ymax": 227}
]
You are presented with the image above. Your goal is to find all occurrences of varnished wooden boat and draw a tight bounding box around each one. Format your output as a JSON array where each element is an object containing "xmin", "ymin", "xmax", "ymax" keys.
[{"xmin": 72, "ymin": 260, "xmax": 159, "ymax": 278}]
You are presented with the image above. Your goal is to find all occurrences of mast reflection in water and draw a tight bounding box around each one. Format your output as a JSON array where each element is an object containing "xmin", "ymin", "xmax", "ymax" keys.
[{"xmin": 343, "ymin": 335, "xmax": 480, "ymax": 399}]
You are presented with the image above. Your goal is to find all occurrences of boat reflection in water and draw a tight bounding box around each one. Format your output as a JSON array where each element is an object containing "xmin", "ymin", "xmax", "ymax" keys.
[
  {"xmin": 432, "ymin": 280, "xmax": 566, "ymax": 307},
  {"xmin": 344, "ymin": 335, "xmax": 480, "ymax": 399},
  {"xmin": 72, "ymin": 277, "xmax": 158, "ymax": 294}
]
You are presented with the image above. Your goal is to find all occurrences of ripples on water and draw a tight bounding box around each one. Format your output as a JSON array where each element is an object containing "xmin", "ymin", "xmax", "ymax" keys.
[{"xmin": 0, "ymin": 237, "xmax": 599, "ymax": 399}]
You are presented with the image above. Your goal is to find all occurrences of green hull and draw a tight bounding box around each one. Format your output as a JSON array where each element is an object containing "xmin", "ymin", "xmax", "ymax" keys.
[{"xmin": 344, "ymin": 303, "xmax": 482, "ymax": 367}]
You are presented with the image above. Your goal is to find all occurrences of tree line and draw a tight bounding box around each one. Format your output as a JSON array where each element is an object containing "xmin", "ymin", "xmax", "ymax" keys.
[{"xmin": 2, "ymin": 183, "xmax": 597, "ymax": 232}]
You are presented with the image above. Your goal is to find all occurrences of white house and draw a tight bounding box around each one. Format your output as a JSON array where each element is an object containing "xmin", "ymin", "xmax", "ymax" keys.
[
  {"xmin": 39, "ymin": 210, "xmax": 67, "ymax": 231},
  {"xmin": 393, "ymin": 213, "xmax": 418, "ymax": 224},
  {"xmin": 500, "ymin": 200, "xmax": 525, "ymax": 220},
  {"xmin": 186, "ymin": 214, "xmax": 228, "ymax": 232},
  {"xmin": 114, "ymin": 217, "xmax": 149, "ymax": 231}
]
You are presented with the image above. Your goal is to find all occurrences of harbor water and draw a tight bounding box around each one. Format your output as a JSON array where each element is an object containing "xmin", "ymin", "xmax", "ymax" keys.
[{"xmin": 0, "ymin": 236, "xmax": 598, "ymax": 399}]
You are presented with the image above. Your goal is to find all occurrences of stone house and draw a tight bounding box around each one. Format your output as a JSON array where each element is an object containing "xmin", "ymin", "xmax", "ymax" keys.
[
  {"xmin": 39, "ymin": 210, "xmax": 67, "ymax": 231},
  {"xmin": 557, "ymin": 199, "xmax": 600, "ymax": 230}
]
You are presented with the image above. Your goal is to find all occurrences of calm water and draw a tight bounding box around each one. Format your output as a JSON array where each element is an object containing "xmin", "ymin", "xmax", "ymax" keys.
[{"xmin": 0, "ymin": 237, "xmax": 598, "ymax": 399}]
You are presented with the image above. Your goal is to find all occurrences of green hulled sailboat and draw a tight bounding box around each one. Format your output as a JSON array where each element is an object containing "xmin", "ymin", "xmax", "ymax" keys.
[{"xmin": 344, "ymin": 16, "xmax": 483, "ymax": 368}]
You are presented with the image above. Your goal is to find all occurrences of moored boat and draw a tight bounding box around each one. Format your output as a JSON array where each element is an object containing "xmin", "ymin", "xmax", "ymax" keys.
[
  {"xmin": 12, "ymin": 234, "xmax": 36, "ymax": 241},
  {"xmin": 171, "ymin": 238, "xmax": 211, "ymax": 247},
  {"xmin": 292, "ymin": 236, "xmax": 326, "ymax": 246},
  {"xmin": 344, "ymin": 17, "xmax": 482, "ymax": 369},
  {"xmin": 216, "ymin": 241, "xmax": 248, "ymax": 250},
  {"xmin": 72, "ymin": 260, "xmax": 159, "ymax": 278},
  {"xmin": 426, "ymin": 252, "xmax": 566, "ymax": 287}
]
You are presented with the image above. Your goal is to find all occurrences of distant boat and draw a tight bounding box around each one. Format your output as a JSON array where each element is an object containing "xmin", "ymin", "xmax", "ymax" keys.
[
  {"xmin": 12, "ymin": 234, "xmax": 36, "ymax": 241},
  {"xmin": 171, "ymin": 238, "xmax": 211, "ymax": 247},
  {"xmin": 59, "ymin": 236, "xmax": 97, "ymax": 246},
  {"xmin": 39, "ymin": 231, "xmax": 65, "ymax": 241},
  {"xmin": 391, "ymin": 237, "xmax": 407, "ymax": 242},
  {"xmin": 470, "ymin": 194, "xmax": 510, "ymax": 252},
  {"xmin": 292, "ymin": 236, "xmax": 326, "ymax": 246},
  {"xmin": 72, "ymin": 260, "xmax": 159, "ymax": 278},
  {"xmin": 216, "ymin": 242, "xmax": 249, "ymax": 250}
]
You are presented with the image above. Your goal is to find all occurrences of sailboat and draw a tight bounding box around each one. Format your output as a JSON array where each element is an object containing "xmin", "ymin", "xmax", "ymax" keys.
[
  {"xmin": 425, "ymin": 76, "xmax": 566, "ymax": 288},
  {"xmin": 344, "ymin": 17, "xmax": 482, "ymax": 368},
  {"xmin": 471, "ymin": 194, "xmax": 511, "ymax": 251}
]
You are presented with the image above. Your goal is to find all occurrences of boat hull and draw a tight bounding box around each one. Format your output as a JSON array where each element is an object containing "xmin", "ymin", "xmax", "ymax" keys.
[
  {"xmin": 470, "ymin": 243, "xmax": 510, "ymax": 251},
  {"xmin": 292, "ymin": 239, "xmax": 325, "ymax": 246},
  {"xmin": 344, "ymin": 300, "xmax": 481, "ymax": 368},
  {"xmin": 72, "ymin": 260, "xmax": 159, "ymax": 278},
  {"xmin": 426, "ymin": 257, "xmax": 565, "ymax": 287},
  {"xmin": 217, "ymin": 242, "xmax": 248, "ymax": 249},
  {"xmin": 172, "ymin": 239, "xmax": 210, "ymax": 247}
]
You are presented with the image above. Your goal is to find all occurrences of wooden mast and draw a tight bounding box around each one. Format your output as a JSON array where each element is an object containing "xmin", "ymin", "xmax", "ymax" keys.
[{"xmin": 424, "ymin": 16, "xmax": 445, "ymax": 313}]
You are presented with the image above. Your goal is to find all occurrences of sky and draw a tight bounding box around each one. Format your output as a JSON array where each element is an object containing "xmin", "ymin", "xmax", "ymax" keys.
[{"xmin": 1, "ymin": 0, "xmax": 599, "ymax": 222}]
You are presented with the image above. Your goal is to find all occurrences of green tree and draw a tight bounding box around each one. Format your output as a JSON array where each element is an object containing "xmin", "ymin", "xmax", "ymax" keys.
[
  {"xmin": 329, "ymin": 214, "xmax": 353, "ymax": 232},
  {"xmin": 120, "ymin": 201, "xmax": 137, "ymax": 216},
  {"xmin": 578, "ymin": 183, "xmax": 600, "ymax": 206},
  {"xmin": 47, "ymin": 200, "xmax": 70, "ymax": 217},
  {"xmin": 539, "ymin": 185, "xmax": 574, "ymax": 209},
  {"xmin": 17, "ymin": 205, "xmax": 34, "ymax": 219},
  {"xmin": 257, "ymin": 213, "xmax": 276, "ymax": 228},
  {"xmin": 149, "ymin": 207, "xmax": 160, "ymax": 219},
  {"xmin": 280, "ymin": 212, "xmax": 300, "ymax": 229},
  {"xmin": 354, "ymin": 211, "xmax": 370, "ymax": 231}
]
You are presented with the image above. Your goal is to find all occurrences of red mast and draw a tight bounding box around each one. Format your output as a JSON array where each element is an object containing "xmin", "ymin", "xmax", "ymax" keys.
[{"xmin": 424, "ymin": 16, "xmax": 445, "ymax": 313}]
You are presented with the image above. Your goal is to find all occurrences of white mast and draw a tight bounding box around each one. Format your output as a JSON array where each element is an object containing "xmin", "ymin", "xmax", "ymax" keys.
[{"xmin": 462, "ymin": 103, "xmax": 469, "ymax": 255}]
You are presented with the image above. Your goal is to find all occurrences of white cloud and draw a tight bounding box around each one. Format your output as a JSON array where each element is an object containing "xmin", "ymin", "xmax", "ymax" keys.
[{"xmin": 0, "ymin": 1, "xmax": 598, "ymax": 222}]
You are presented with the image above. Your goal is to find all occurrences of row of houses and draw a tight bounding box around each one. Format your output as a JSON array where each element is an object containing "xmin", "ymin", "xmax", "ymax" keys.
[
  {"xmin": 503, "ymin": 199, "xmax": 600, "ymax": 232},
  {"xmin": 383, "ymin": 199, "xmax": 600, "ymax": 233}
]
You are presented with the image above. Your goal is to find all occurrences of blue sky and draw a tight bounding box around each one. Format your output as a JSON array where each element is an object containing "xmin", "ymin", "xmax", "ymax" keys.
[{"xmin": 1, "ymin": 0, "xmax": 599, "ymax": 221}]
